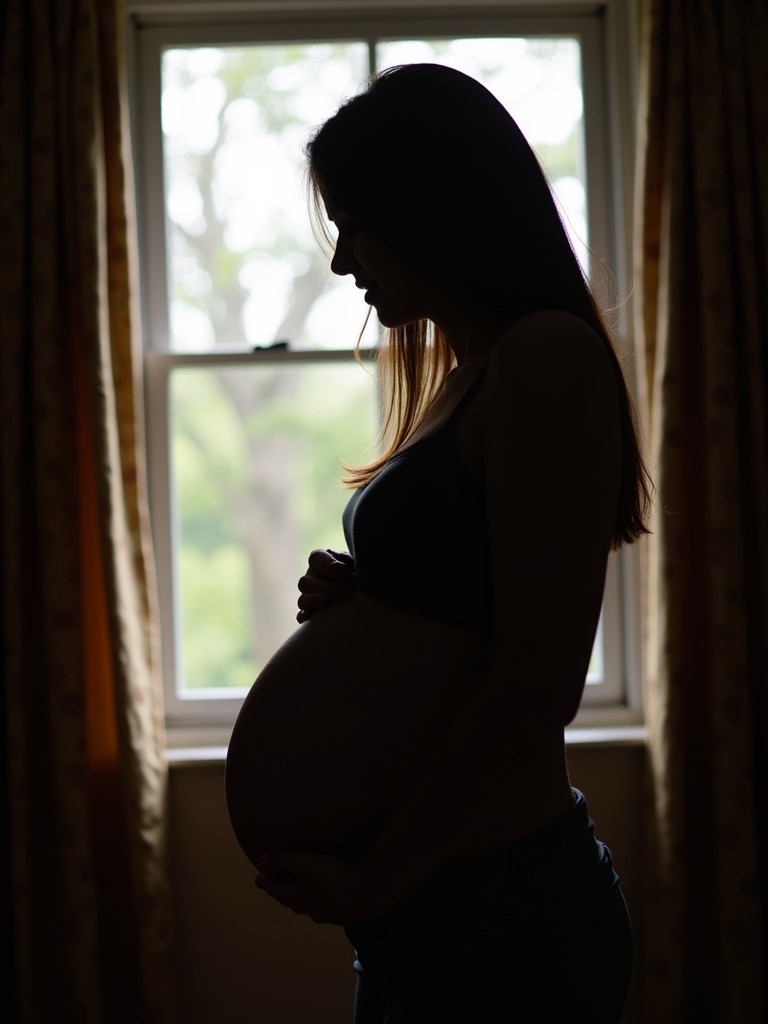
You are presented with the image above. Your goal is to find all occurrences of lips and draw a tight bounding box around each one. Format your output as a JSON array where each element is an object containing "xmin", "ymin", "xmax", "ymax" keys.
[{"xmin": 355, "ymin": 279, "xmax": 376, "ymax": 303}]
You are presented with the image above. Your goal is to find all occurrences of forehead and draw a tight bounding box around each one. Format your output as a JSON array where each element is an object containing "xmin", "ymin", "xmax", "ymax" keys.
[{"xmin": 324, "ymin": 202, "xmax": 356, "ymax": 228}]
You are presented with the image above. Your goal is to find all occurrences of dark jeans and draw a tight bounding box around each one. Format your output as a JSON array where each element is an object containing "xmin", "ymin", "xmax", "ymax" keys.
[{"xmin": 345, "ymin": 790, "xmax": 633, "ymax": 1023}]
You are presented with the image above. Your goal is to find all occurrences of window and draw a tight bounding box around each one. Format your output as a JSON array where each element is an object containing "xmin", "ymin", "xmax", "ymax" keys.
[{"xmin": 130, "ymin": 1, "xmax": 642, "ymax": 744}]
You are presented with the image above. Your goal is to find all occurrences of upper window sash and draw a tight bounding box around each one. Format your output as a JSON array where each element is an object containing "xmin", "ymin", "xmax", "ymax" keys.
[{"xmin": 131, "ymin": 13, "xmax": 614, "ymax": 355}]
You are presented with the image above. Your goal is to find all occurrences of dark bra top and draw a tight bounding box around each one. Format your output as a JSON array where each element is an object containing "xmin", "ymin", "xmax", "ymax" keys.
[{"xmin": 342, "ymin": 369, "xmax": 492, "ymax": 630}]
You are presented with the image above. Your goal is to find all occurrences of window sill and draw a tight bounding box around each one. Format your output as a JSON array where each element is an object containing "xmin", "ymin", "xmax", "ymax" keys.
[
  {"xmin": 166, "ymin": 745, "xmax": 229, "ymax": 768},
  {"xmin": 165, "ymin": 724, "xmax": 647, "ymax": 769},
  {"xmin": 565, "ymin": 724, "xmax": 646, "ymax": 747}
]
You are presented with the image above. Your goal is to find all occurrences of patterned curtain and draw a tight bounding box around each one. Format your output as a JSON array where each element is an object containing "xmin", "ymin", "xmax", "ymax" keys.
[
  {"xmin": 634, "ymin": 0, "xmax": 768, "ymax": 1021},
  {"xmin": 0, "ymin": 2, "xmax": 177, "ymax": 1020}
]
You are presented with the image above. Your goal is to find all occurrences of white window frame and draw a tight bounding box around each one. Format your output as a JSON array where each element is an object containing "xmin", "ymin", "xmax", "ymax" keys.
[{"xmin": 128, "ymin": 0, "xmax": 644, "ymax": 746}]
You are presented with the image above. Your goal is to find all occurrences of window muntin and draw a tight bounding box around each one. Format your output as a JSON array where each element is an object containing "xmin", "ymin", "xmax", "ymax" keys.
[{"xmin": 133, "ymin": 12, "xmax": 638, "ymax": 736}]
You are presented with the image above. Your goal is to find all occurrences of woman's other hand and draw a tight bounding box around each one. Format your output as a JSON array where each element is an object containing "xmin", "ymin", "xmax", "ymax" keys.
[
  {"xmin": 296, "ymin": 548, "xmax": 355, "ymax": 622},
  {"xmin": 255, "ymin": 849, "xmax": 394, "ymax": 925}
]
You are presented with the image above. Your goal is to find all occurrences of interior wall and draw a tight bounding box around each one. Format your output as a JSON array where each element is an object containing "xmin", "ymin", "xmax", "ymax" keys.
[{"xmin": 168, "ymin": 741, "xmax": 645, "ymax": 1024}]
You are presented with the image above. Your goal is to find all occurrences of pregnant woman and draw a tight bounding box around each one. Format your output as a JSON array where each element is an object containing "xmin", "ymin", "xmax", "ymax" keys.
[{"xmin": 225, "ymin": 63, "xmax": 651, "ymax": 1022}]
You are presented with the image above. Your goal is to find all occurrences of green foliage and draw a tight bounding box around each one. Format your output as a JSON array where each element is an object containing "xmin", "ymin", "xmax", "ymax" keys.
[
  {"xmin": 290, "ymin": 366, "xmax": 378, "ymax": 555},
  {"xmin": 171, "ymin": 370, "xmax": 245, "ymax": 552},
  {"xmin": 172, "ymin": 361, "xmax": 377, "ymax": 689},
  {"xmin": 178, "ymin": 544, "xmax": 255, "ymax": 690}
]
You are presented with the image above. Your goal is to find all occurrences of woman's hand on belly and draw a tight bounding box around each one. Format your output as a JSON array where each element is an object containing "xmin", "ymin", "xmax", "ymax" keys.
[
  {"xmin": 296, "ymin": 547, "xmax": 355, "ymax": 622},
  {"xmin": 255, "ymin": 849, "xmax": 392, "ymax": 926}
]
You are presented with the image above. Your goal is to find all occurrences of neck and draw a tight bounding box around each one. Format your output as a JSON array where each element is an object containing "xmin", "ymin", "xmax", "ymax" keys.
[
  {"xmin": 440, "ymin": 322, "xmax": 502, "ymax": 368},
  {"xmin": 429, "ymin": 304, "xmax": 504, "ymax": 368}
]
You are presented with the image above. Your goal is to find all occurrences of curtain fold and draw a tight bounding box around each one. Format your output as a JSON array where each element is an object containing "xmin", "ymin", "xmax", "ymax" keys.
[
  {"xmin": 0, "ymin": 2, "xmax": 177, "ymax": 1020},
  {"xmin": 634, "ymin": 1, "xmax": 768, "ymax": 1020}
]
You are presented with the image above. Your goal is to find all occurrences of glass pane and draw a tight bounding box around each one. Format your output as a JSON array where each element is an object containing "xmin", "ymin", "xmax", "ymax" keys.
[
  {"xmin": 161, "ymin": 43, "xmax": 376, "ymax": 352},
  {"xmin": 586, "ymin": 613, "xmax": 605, "ymax": 685},
  {"xmin": 376, "ymin": 38, "xmax": 588, "ymax": 269},
  {"xmin": 169, "ymin": 360, "xmax": 378, "ymax": 694}
]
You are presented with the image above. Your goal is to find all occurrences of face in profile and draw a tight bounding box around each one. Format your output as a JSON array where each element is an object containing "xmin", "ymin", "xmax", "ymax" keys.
[{"xmin": 328, "ymin": 208, "xmax": 435, "ymax": 328}]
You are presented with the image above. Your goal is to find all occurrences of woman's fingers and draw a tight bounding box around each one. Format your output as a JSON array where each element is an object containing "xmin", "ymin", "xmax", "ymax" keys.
[
  {"xmin": 298, "ymin": 575, "xmax": 352, "ymax": 596},
  {"xmin": 297, "ymin": 592, "xmax": 330, "ymax": 610},
  {"xmin": 307, "ymin": 548, "xmax": 354, "ymax": 579},
  {"xmin": 298, "ymin": 549, "xmax": 354, "ymax": 594},
  {"xmin": 296, "ymin": 549, "xmax": 354, "ymax": 621}
]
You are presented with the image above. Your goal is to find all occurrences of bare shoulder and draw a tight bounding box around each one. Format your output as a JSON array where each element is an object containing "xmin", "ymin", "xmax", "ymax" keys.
[
  {"xmin": 479, "ymin": 309, "xmax": 620, "ymax": 428},
  {"xmin": 487, "ymin": 309, "xmax": 616, "ymax": 385},
  {"xmin": 478, "ymin": 308, "xmax": 622, "ymax": 467}
]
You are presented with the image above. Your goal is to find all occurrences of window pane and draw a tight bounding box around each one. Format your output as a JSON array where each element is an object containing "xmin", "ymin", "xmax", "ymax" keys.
[
  {"xmin": 161, "ymin": 43, "xmax": 375, "ymax": 352},
  {"xmin": 586, "ymin": 613, "xmax": 605, "ymax": 685},
  {"xmin": 376, "ymin": 38, "xmax": 588, "ymax": 269},
  {"xmin": 169, "ymin": 359, "xmax": 378, "ymax": 694}
]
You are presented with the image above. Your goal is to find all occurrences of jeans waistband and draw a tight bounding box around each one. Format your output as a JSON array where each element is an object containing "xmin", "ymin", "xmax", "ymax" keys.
[{"xmin": 347, "ymin": 788, "xmax": 613, "ymax": 947}]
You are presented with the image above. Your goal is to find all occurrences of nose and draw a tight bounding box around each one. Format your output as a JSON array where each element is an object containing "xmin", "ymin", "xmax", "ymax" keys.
[{"xmin": 330, "ymin": 234, "xmax": 355, "ymax": 278}]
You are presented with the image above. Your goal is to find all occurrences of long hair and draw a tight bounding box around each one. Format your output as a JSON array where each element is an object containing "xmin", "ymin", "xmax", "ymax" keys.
[{"xmin": 306, "ymin": 63, "xmax": 652, "ymax": 546}]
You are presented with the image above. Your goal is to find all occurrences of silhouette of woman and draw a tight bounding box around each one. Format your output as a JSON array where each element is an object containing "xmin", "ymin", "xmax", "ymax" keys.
[{"xmin": 227, "ymin": 63, "xmax": 650, "ymax": 1023}]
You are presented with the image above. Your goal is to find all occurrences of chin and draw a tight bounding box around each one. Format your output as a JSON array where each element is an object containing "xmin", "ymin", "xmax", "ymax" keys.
[{"xmin": 374, "ymin": 309, "xmax": 423, "ymax": 329}]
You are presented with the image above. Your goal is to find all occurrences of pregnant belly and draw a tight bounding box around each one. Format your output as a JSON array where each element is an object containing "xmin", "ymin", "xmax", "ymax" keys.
[{"xmin": 225, "ymin": 591, "xmax": 486, "ymax": 866}]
